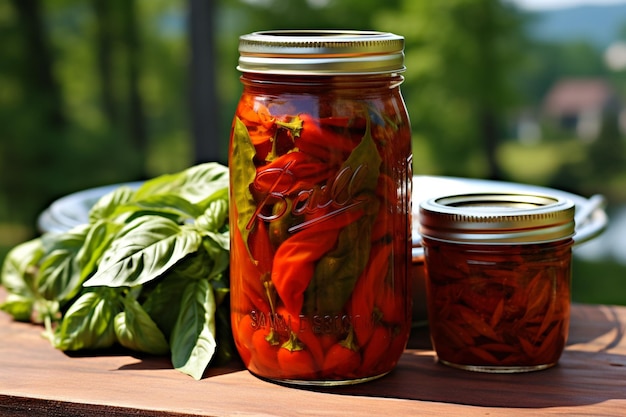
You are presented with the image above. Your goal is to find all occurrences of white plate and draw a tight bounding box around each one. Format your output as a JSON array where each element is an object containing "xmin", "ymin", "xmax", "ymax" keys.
[
  {"xmin": 38, "ymin": 176, "xmax": 607, "ymax": 256},
  {"xmin": 37, "ymin": 182, "xmax": 143, "ymax": 234}
]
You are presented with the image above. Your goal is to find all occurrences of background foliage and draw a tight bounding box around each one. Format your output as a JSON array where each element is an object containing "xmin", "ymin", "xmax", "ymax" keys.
[{"xmin": 1, "ymin": 0, "xmax": 625, "ymax": 304}]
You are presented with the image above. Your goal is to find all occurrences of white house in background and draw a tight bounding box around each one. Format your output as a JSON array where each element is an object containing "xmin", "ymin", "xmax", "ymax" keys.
[
  {"xmin": 542, "ymin": 77, "xmax": 622, "ymax": 142},
  {"xmin": 515, "ymin": 110, "xmax": 542, "ymax": 144}
]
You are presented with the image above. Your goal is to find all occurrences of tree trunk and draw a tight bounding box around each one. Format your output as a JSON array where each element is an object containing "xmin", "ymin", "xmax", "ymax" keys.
[
  {"xmin": 122, "ymin": 0, "xmax": 147, "ymax": 150},
  {"xmin": 93, "ymin": 0, "xmax": 117, "ymax": 124},
  {"xmin": 11, "ymin": 0, "xmax": 66, "ymax": 129},
  {"xmin": 189, "ymin": 0, "xmax": 224, "ymax": 165}
]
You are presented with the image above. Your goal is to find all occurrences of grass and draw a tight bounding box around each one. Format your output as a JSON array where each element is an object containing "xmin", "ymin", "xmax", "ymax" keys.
[{"xmin": 497, "ymin": 139, "xmax": 587, "ymax": 185}]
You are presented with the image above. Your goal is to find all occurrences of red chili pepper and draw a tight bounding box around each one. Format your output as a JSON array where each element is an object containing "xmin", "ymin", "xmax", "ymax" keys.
[
  {"xmin": 293, "ymin": 113, "xmax": 357, "ymax": 162},
  {"xmin": 232, "ymin": 313, "xmax": 254, "ymax": 367},
  {"xmin": 276, "ymin": 307, "xmax": 325, "ymax": 368},
  {"xmin": 358, "ymin": 325, "xmax": 391, "ymax": 374},
  {"xmin": 426, "ymin": 239, "xmax": 572, "ymax": 367},
  {"xmin": 277, "ymin": 331, "xmax": 318, "ymax": 380},
  {"xmin": 459, "ymin": 283, "xmax": 507, "ymax": 321},
  {"xmin": 231, "ymin": 225, "xmax": 269, "ymax": 313},
  {"xmin": 375, "ymin": 285, "xmax": 407, "ymax": 326},
  {"xmin": 372, "ymin": 247, "xmax": 408, "ymax": 326},
  {"xmin": 247, "ymin": 218, "xmax": 274, "ymax": 274},
  {"xmin": 321, "ymin": 328, "xmax": 361, "ymax": 378},
  {"xmin": 370, "ymin": 207, "xmax": 389, "ymax": 244},
  {"xmin": 362, "ymin": 326, "xmax": 408, "ymax": 376},
  {"xmin": 250, "ymin": 327, "xmax": 281, "ymax": 375},
  {"xmin": 271, "ymin": 207, "xmax": 363, "ymax": 317},
  {"xmin": 532, "ymin": 323, "xmax": 566, "ymax": 364},
  {"xmin": 271, "ymin": 227, "xmax": 339, "ymax": 317},
  {"xmin": 252, "ymin": 151, "xmax": 330, "ymax": 198},
  {"xmin": 374, "ymin": 172, "xmax": 399, "ymax": 208},
  {"xmin": 385, "ymin": 329, "xmax": 409, "ymax": 370},
  {"xmin": 236, "ymin": 95, "xmax": 275, "ymax": 138},
  {"xmin": 235, "ymin": 95, "xmax": 281, "ymax": 162},
  {"xmin": 347, "ymin": 242, "xmax": 392, "ymax": 346}
]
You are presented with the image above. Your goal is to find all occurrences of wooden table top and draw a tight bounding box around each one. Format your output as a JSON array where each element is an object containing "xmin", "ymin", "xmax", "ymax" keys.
[{"xmin": 1, "ymin": 286, "xmax": 625, "ymax": 417}]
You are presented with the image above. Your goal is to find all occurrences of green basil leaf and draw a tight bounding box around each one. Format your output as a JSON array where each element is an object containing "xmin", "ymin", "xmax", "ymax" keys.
[
  {"xmin": 53, "ymin": 288, "xmax": 122, "ymax": 351},
  {"xmin": 76, "ymin": 219, "xmax": 123, "ymax": 281},
  {"xmin": 123, "ymin": 194, "xmax": 202, "ymax": 221},
  {"xmin": 0, "ymin": 238, "xmax": 43, "ymax": 300},
  {"xmin": 168, "ymin": 249, "xmax": 226, "ymax": 283},
  {"xmin": 195, "ymin": 198, "xmax": 228, "ymax": 234},
  {"xmin": 186, "ymin": 165, "xmax": 229, "ymax": 212},
  {"xmin": 141, "ymin": 275, "xmax": 188, "ymax": 338},
  {"xmin": 196, "ymin": 199, "xmax": 230, "ymax": 258},
  {"xmin": 0, "ymin": 294, "xmax": 34, "ymax": 322},
  {"xmin": 231, "ymin": 117, "xmax": 258, "ymax": 259},
  {"xmin": 133, "ymin": 162, "xmax": 229, "ymax": 212},
  {"xmin": 83, "ymin": 216, "xmax": 203, "ymax": 288},
  {"xmin": 170, "ymin": 279, "xmax": 217, "ymax": 380},
  {"xmin": 114, "ymin": 296, "xmax": 169, "ymax": 355},
  {"xmin": 89, "ymin": 185, "xmax": 137, "ymax": 223},
  {"xmin": 37, "ymin": 250, "xmax": 82, "ymax": 303},
  {"xmin": 195, "ymin": 197, "xmax": 230, "ymax": 252},
  {"xmin": 32, "ymin": 298, "xmax": 60, "ymax": 327},
  {"xmin": 37, "ymin": 225, "xmax": 90, "ymax": 303},
  {"xmin": 204, "ymin": 230, "xmax": 230, "ymax": 256},
  {"xmin": 201, "ymin": 238, "xmax": 230, "ymax": 281}
]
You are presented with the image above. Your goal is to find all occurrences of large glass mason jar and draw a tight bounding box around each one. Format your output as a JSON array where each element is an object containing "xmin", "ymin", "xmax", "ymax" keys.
[{"xmin": 228, "ymin": 30, "xmax": 413, "ymax": 386}]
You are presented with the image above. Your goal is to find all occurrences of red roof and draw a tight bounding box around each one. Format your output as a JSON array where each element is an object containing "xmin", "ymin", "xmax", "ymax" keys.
[{"xmin": 543, "ymin": 78, "xmax": 616, "ymax": 116}]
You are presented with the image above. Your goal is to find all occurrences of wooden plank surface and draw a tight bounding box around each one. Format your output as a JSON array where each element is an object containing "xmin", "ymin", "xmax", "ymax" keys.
[{"xmin": 1, "ymin": 286, "xmax": 625, "ymax": 417}]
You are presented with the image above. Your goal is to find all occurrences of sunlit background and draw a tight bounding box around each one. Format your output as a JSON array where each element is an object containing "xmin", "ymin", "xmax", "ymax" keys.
[{"xmin": 1, "ymin": 0, "xmax": 625, "ymax": 305}]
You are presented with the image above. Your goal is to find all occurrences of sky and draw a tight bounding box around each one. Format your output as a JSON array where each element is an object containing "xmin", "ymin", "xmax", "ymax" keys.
[{"xmin": 509, "ymin": 0, "xmax": 626, "ymax": 10}]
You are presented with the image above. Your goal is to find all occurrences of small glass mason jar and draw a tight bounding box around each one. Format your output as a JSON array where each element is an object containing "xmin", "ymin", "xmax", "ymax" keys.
[
  {"xmin": 419, "ymin": 193, "xmax": 575, "ymax": 373},
  {"xmin": 228, "ymin": 30, "xmax": 413, "ymax": 385}
]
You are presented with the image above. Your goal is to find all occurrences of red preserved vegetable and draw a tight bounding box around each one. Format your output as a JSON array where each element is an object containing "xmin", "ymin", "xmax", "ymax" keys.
[
  {"xmin": 425, "ymin": 241, "xmax": 572, "ymax": 371},
  {"xmin": 420, "ymin": 192, "xmax": 575, "ymax": 373}
]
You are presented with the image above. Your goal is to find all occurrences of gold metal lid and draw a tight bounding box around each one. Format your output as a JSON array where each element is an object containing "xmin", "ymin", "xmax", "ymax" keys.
[
  {"xmin": 419, "ymin": 193, "xmax": 576, "ymax": 244},
  {"xmin": 237, "ymin": 30, "xmax": 405, "ymax": 75}
]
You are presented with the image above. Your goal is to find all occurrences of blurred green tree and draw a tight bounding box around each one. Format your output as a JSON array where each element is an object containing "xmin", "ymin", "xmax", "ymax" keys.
[
  {"xmin": 0, "ymin": 0, "xmax": 190, "ymax": 238},
  {"xmin": 374, "ymin": 0, "xmax": 527, "ymax": 179}
]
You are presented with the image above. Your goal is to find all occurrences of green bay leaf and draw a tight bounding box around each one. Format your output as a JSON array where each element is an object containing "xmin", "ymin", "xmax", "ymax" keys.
[
  {"xmin": 231, "ymin": 117, "xmax": 258, "ymax": 260},
  {"xmin": 303, "ymin": 116, "xmax": 382, "ymax": 315}
]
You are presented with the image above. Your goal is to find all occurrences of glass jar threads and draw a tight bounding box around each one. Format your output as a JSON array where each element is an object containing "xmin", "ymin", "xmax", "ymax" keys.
[
  {"xmin": 419, "ymin": 193, "xmax": 575, "ymax": 373},
  {"xmin": 228, "ymin": 30, "xmax": 413, "ymax": 385}
]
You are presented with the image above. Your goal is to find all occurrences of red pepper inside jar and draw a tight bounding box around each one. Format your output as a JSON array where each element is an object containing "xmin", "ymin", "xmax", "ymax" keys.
[
  {"xmin": 228, "ymin": 30, "xmax": 413, "ymax": 385},
  {"xmin": 419, "ymin": 193, "xmax": 575, "ymax": 373}
]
